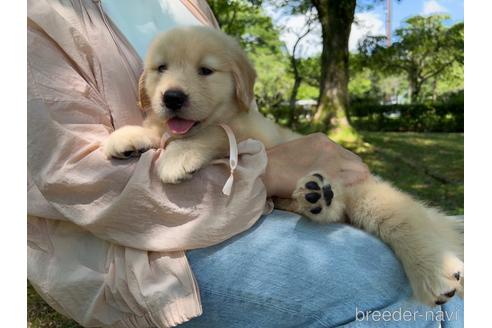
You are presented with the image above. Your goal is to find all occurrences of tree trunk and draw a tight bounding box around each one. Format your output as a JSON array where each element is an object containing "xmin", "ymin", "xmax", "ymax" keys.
[
  {"xmin": 431, "ymin": 78, "xmax": 437, "ymax": 102},
  {"xmin": 287, "ymin": 23, "xmax": 313, "ymax": 128},
  {"xmin": 408, "ymin": 77, "xmax": 422, "ymax": 103},
  {"xmin": 288, "ymin": 76, "xmax": 302, "ymax": 127},
  {"xmin": 408, "ymin": 68, "xmax": 422, "ymax": 103},
  {"xmin": 312, "ymin": 0, "xmax": 356, "ymax": 130}
]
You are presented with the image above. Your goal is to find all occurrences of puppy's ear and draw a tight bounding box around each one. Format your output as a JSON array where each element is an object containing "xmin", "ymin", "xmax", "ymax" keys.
[
  {"xmin": 138, "ymin": 72, "xmax": 152, "ymax": 112},
  {"xmin": 231, "ymin": 48, "xmax": 257, "ymax": 111}
]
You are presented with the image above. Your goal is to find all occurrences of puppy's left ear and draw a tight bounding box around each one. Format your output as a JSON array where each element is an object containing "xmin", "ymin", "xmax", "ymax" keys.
[
  {"xmin": 231, "ymin": 48, "xmax": 257, "ymax": 111},
  {"xmin": 138, "ymin": 72, "xmax": 152, "ymax": 112}
]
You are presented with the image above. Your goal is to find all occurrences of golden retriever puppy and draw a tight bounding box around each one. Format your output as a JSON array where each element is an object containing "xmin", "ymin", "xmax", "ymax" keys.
[{"xmin": 103, "ymin": 26, "xmax": 463, "ymax": 306}]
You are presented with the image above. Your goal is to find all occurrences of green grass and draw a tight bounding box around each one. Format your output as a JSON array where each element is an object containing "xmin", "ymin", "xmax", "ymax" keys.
[
  {"xmin": 28, "ymin": 283, "xmax": 81, "ymax": 328},
  {"xmin": 27, "ymin": 131, "xmax": 464, "ymax": 326},
  {"xmin": 345, "ymin": 132, "xmax": 464, "ymax": 215}
]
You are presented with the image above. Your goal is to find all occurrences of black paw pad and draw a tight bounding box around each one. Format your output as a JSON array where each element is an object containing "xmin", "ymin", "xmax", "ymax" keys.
[
  {"xmin": 453, "ymin": 272, "xmax": 460, "ymax": 281},
  {"xmin": 322, "ymin": 185, "xmax": 334, "ymax": 206},
  {"xmin": 305, "ymin": 181, "xmax": 320, "ymax": 190},
  {"xmin": 305, "ymin": 192, "xmax": 321, "ymax": 203},
  {"xmin": 313, "ymin": 173, "xmax": 324, "ymax": 181},
  {"xmin": 435, "ymin": 300, "xmax": 447, "ymax": 306},
  {"xmin": 443, "ymin": 290, "xmax": 456, "ymax": 298},
  {"xmin": 310, "ymin": 207, "xmax": 322, "ymax": 214}
]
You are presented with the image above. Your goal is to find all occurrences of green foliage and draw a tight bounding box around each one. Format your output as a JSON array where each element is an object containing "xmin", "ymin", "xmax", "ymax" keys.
[
  {"xmin": 349, "ymin": 91, "xmax": 464, "ymax": 132},
  {"xmin": 297, "ymin": 56, "xmax": 321, "ymax": 88},
  {"xmin": 210, "ymin": 2, "xmax": 464, "ymax": 134},
  {"xmin": 208, "ymin": 0, "xmax": 264, "ymax": 42},
  {"xmin": 349, "ymin": 68, "xmax": 373, "ymax": 97},
  {"xmin": 349, "ymin": 53, "xmax": 409, "ymax": 104},
  {"xmin": 209, "ymin": 0, "xmax": 285, "ymax": 53},
  {"xmin": 297, "ymin": 82, "xmax": 318, "ymax": 99},
  {"xmin": 421, "ymin": 62, "xmax": 464, "ymax": 101},
  {"xmin": 252, "ymin": 52, "xmax": 292, "ymax": 120},
  {"xmin": 358, "ymin": 15, "xmax": 464, "ymax": 103}
]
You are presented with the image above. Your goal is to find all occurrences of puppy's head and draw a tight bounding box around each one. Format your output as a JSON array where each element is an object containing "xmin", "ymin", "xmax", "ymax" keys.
[{"xmin": 140, "ymin": 26, "xmax": 256, "ymax": 136}]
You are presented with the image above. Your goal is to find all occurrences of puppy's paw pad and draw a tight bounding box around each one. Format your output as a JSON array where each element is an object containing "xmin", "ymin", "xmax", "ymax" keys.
[
  {"xmin": 293, "ymin": 173, "xmax": 344, "ymax": 223},
  {"xmin": 305, "ymin": 181, "xmax": 320, "ymax": 190},
  {"xmin": 305, "ymin": 192, "xmax": 321, "ymax": 203},
  {"xmin": 322, "ymin": 184, "xmax": 334, "ymax": 206}
]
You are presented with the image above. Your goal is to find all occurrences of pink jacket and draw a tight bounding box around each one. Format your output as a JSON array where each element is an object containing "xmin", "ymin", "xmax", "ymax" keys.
[{"xmin": 27, "ymin": 0, "xmax": 270, "ymax": 326}]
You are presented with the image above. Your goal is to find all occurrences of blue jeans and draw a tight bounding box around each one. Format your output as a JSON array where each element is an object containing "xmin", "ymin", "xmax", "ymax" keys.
[{"xmin": 183, "ymin": 210, "xmax": 463, "ymax": 327}]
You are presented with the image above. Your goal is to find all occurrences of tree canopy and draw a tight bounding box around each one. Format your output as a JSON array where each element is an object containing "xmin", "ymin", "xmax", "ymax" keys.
[
  {"xmin": 208, "ymin": 1, "xmax": 463, "ymax": 133},
  {"xmin": 358, "ymin": 15, "xmax": 464, "ymax": 103}
]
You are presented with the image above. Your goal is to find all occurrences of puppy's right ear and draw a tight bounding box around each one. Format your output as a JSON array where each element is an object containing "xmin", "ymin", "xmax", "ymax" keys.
[
  {"xmin": 231, "ymin": 44, "xmax": 257, "ymax": 112},
  {"xmin": 138, "ymin": 72, "xmax": 152, "ymax": 112}
]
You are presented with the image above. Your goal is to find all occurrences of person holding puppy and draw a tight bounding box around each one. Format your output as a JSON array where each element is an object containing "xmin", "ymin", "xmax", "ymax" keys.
[{"xmin": 27, "ymin": 0, "xmax": 463, "ymax": 327}]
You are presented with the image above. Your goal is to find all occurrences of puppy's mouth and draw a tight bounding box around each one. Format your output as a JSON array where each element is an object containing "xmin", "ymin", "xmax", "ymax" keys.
[{"xmin": 166, "ymin": 117, "xmax": 200, "ymax": 135}]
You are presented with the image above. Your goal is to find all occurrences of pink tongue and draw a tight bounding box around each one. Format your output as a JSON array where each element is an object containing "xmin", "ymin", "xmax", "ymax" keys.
[{"xmin": 167, "ymin": 118, "xmax": 196, "ymax": 135}]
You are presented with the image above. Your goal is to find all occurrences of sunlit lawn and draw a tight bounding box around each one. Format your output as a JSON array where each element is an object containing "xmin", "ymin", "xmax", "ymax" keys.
[
  {"xmin": 346, "ymin": 132, "xmax": 464, "ymax": 215},
  {"xmin": 27, "ymin": 131, "xmax": 464, "ymax": 327}
]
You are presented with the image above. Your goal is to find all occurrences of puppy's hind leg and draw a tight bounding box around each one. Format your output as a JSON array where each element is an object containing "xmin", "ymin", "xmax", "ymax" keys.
[{"xmin": 345, "ymin": 176, "xmax": 464, "ymax": 306}]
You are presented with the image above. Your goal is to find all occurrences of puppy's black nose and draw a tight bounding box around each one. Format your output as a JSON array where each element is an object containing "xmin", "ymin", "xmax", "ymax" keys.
[{"xmin": 163, "ymin": 90, "xmax": 188, "ymax": 111}]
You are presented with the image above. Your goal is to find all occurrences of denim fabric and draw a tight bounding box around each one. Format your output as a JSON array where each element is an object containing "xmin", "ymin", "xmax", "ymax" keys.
[{"xmin": 183, "ymin": 210, "xmax": 463, "ymax": 327}]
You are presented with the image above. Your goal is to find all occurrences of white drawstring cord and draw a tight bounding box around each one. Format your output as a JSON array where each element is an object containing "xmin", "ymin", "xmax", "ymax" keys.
[{"xmin": 218, "ymin": 124, "xmax": 238, "ymax": 196}]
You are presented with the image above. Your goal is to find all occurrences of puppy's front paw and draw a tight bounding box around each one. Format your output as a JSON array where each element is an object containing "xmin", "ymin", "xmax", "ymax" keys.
[
  {"xmin": 103, "ymin": 126, "xmax": 159, "ymax": 159},
  {"xmin": 292, "ymin": 172, "xmax": 345, "ymax": 223},
  {"xmin": 158, "ymin": 144, "xmax": 209, "ymax": 184},
  {"xmin": 407, "ymin": 252, "xmax": 464, "ymax": 307}
]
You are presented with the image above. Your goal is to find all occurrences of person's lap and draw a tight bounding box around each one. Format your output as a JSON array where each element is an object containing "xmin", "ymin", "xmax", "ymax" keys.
[{"xmin": 183, "ymin": 210, "xmax": 463, "ymax": 327}]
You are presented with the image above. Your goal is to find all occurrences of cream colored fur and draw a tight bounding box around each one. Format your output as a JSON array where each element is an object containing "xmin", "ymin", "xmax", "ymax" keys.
[{"xmin": 103, "ymin": 26, "xmax": 464, "ymax": 306}]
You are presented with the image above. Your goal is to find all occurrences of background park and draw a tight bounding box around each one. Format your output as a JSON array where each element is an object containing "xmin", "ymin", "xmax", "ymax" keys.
[
  {"xmin": 209, "ymin": 0, "xmax": 464, "ymax": 215},
  {"xmin": 28, "ymin": 0, "xmax": 464, "ymax": 326}
]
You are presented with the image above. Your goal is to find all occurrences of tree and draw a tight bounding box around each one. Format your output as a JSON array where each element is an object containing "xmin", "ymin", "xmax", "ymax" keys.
[
  {"xmin": 211, "ymin": 0, "xmax": 407, "ymax": 134},
  {"xmin": 283, "ymin": 10, "xmax": 316, "ymax": 126},
  {"xmin": 208, "ymin": 0, "xmax": 264, "ymax": 40},
  {"xmin": 272, "ymin": 0, "xmax": 357, "ymax": 131},
  {"xmin": 310, "ymin": 0, "xmax": 357, "ymax": 131},
  {"xmin": 272, "ymin": 0, "xmax": 399, "ymax": 135},
  {"xmin": 359, "ymin": 15, "xmax": 464, "ymax": 103}
]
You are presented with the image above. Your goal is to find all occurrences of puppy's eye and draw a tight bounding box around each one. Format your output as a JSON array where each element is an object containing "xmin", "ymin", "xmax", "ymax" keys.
[
  {"xmin": 198, "ymin": 67, "xmax": 214, "ymax": 76},
  {"xmin": 157, "ymin": 64, "xmax": 167, "ymax": 73}
]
